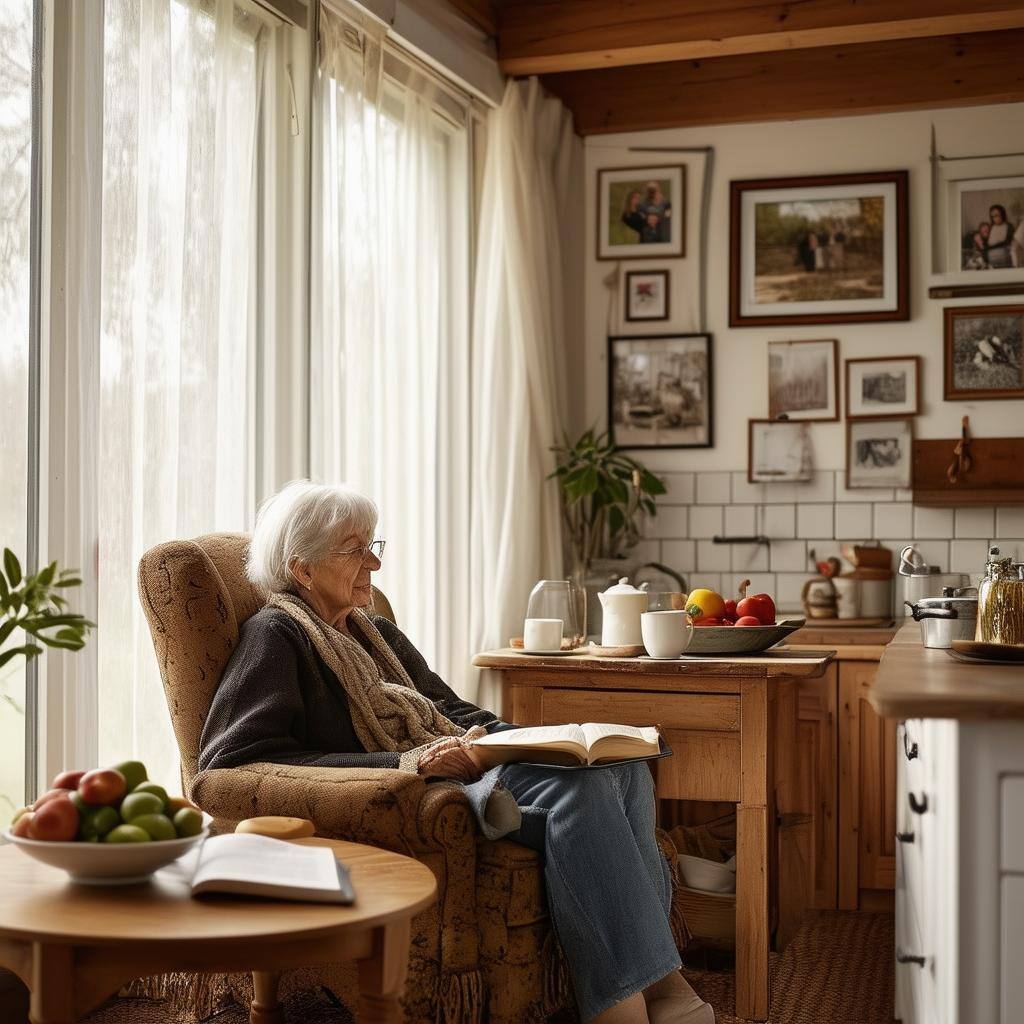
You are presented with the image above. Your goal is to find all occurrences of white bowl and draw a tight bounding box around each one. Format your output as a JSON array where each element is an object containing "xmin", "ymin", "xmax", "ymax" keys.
[
  {"xmin": 678, "ymin": 853, "xmax": 736, "ymax": 893},
  {"xmin": 3, "ymin": 814, "xmax": 212, "ymax": 885}
]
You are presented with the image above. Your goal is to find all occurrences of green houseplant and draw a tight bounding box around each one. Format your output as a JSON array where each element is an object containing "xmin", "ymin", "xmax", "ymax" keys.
[{"xmin": 549, "ymin": 429, "xmax": 667, "ymax": 576}]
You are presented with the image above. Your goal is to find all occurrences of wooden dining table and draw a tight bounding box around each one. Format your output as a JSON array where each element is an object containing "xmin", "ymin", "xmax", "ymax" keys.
[{"xmin": 472, "ymin": 646, "xmax": 835, "ymax": 1023}]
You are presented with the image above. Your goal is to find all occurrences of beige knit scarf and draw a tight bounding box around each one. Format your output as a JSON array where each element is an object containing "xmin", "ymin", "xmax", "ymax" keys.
[{"xmin": 269, "ymin": 593, "xmax": 476, "ymax": 761}]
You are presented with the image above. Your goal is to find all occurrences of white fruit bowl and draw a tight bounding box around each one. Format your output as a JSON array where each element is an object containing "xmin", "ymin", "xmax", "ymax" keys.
[{"xmin": 3, "ymin": 814, "xmax": 212, "ymax": 885}]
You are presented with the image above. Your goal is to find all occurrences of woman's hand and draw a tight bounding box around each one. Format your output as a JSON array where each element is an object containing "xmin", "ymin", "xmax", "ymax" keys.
[{"xmin": 417, "ymin": 743, "xmax": 484, "ymax": 782}]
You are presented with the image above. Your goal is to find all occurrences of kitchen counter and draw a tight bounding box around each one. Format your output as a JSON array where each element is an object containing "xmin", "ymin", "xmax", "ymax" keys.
[{"xmin": 870, "ymin": 621, "xmax": 1024, "ymax": 720}]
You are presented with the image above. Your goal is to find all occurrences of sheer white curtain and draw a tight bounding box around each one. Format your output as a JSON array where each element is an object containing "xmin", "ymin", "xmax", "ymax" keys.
[
  {"xmin": 469, "ymin": 79, "xmax": 575, "ymax": 711},
  {"xmin": 311, "ymin": 1, "xmax": 472, "ymax": 690},
  {"xmin": 97, "ymin": 0, "xmax": 264, "ymax": 784}
]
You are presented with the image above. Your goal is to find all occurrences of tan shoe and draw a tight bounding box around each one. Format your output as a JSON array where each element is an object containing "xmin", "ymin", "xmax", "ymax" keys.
[{"xmin": 646, "ymin": 993, "xmax": 715, "ymax": 1024}]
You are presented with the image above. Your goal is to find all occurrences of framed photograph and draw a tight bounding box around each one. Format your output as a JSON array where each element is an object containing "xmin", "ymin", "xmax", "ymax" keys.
[
  {"xmin": 609, "ymin": 333, "xmax": 712, "ymax": 449},
  {"xmin": 846, "ymin": 356, "xmax": 921, "ymax": 419},
  {"xmin": 767, "ymin": 339, "xmax": 838, "ymax": 421},
  {"xmin": 597, "ymin": 166, "xmax": 686, "ymax": 260},
  {"xmin": 944, "ymin": 304, "xmax": 1024, "ymax": 400},
  {"xmin": 729, "ymin": 171, "xmax": 909, "ymax": 326},
  {"xmin": 624, "ymin": 270, "xmax": 670, "ymax": 322},
  {"xmin": 748, "ymin": 420, "xmax": 814, "ymax": 483},
  {"xmin": 846, "ymin": 417, "xmax": 914, "ymax": 490}
]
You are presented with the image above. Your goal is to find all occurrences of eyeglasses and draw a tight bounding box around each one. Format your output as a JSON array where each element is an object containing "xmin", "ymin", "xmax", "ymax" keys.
[{"xmin": 331, "ymin": 539, "xmax": 386, "ymax": 561}]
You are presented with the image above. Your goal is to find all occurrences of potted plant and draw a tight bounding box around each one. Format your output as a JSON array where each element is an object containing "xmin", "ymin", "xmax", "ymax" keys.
[{"xmin": 549, "ymin": 430, "xmax": 666, "ymax": 628}]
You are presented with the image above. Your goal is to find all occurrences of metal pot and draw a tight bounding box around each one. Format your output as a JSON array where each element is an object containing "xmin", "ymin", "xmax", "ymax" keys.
[{"xmin": 905, "ymin": 588, "xmax": 978, "ymax": 649}]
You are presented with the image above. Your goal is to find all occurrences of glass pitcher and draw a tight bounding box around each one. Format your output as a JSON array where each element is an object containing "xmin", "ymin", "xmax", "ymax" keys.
[
  {"xmin": 525, "ymin": 579, "xmax": 588, "ymax": 650},
  {"xmin": 976, "ymin": 547, "xmax": 1024, "ymax": 645}
]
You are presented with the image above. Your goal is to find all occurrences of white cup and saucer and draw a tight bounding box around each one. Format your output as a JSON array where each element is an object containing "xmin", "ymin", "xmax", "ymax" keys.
[
  {"xmin": 522, "ymin": 617, "xmax": 568, "ymax": 655},
  {"xmin": 640, "ymin": 610, "xmax": 693, "ymax": 660}
]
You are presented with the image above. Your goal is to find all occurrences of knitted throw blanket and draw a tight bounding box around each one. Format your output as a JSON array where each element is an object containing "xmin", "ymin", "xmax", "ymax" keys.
[{"xmin": 269, "ymin": 593, "xmax": 472, "ymax": 760}]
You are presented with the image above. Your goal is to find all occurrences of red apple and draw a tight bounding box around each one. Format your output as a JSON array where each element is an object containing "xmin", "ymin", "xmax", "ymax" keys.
[
  {"xmin": 11, "ymin": 811, "xmax": 35, "ymax": 838},
  {"xmin": 33, "ymin": 788, "xmax": 71, "ymax": 810},
  {"xmin": 723, "ymin": 599, "xmax": 737, "ymax": 618},
  {"xmin": 52, "ymin": 769, "xmax": 87, "ymax": 791},
  {"xmin": 735, "ymin": 615, "xmax": 762, "ymax": 626},
  {"xmin": 29, "ymin": 793, "xmax": 80, "ymax": 841},
  {"xmin": 78, "ymin": 768, "xmax": 127, "ymax": 807},
  {"xmin": 737, "ymin": 593, "xmax": 776, "ymax": 625}
]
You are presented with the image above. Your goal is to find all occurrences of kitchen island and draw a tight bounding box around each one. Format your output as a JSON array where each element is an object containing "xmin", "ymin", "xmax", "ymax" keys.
[
  {"xmin": 473, "ymin": 646, "xmax": 834, "ymax": 1023},
  {"xmin": 870, "ymin": 623, "xmax": 1024, "ymax": 1024}
]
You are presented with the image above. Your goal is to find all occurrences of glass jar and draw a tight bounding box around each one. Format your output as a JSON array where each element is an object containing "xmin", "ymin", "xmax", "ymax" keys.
[
  {"xmin": 525, "ymin": 579, "xmax": 587, "ymax": 650},
  {"xmin": 976, "ymin": 547, "xmax": 1024, "ymax": 646}
]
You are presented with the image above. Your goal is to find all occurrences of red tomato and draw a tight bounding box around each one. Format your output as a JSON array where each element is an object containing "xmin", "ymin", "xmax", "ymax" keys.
[
  {"xmin": 11, "ymin": 811, "xmax": 35, "ymax": 838},
  {"xmin": 52, "ymin": 769, "xmax": 87, "ymax": 791},
  {"xmin": 723, "ymin": 599, "xmax": 737, "ymax": 617},
  {"xmin": 735, "ymin": 615, "xmax": 762, "ymax": 626},
  {"xmin": 78, "ymin": 768, "xmax": 127, "ymax": 807},
  {"xmin": 33, "ymin": 788, "xmax": 71, "ymax": 810},
  {"xmin": 694, "ymin": 617, "xmax": 722, "ymax": 626},
  {"xmin": 736, "ymin": 593, "xmax": 776, "ymax": 625},
  {"xmin": 28, "ymin": 793, "xmax": 80, "ymax": 841}
]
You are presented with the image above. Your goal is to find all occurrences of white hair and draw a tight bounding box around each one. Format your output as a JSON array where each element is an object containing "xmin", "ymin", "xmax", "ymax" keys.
[{"xmin": 247, "ymin": 480, "xmax": 378, "ymax": 593}]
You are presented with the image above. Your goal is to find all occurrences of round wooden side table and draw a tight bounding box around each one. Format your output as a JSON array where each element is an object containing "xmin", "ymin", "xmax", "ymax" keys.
[{"xmin": 0, "ymin": 837, "xmax": 436, "ymax": 1024}]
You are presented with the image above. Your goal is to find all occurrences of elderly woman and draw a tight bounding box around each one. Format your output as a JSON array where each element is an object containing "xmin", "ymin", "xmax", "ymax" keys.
[{"xmin": 200, "ymin": 481, "xmax": 713, "ymax": 1024}]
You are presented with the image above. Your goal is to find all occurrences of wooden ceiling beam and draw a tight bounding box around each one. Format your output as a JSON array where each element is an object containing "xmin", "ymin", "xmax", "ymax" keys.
[
  {"xmin": 541, "ymin": 28, "xmax": 1024, "ymax": 134},
  {"xmin": 448, "ymin": 0, "xmax": 497, "ymax": 37},
  {"xmin": 497, "ymin": 0, "xmax": 1024, "ymax": 75}
]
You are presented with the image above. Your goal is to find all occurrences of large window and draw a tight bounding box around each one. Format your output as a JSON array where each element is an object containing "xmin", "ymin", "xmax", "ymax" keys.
[
  {"xmin": 97, "ymin": 0, "xmax": 265, "ymax": 783},
  {"xmin": 0, "ymin": 0, "xmax": 36, "ymax": 816}
]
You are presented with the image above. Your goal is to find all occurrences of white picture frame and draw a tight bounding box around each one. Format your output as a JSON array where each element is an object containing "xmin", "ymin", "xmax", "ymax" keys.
[
  {"xmin": 846, "ymin": 356, "xmax": 921, "ymax": 419},
  {"xmin": 846, "ymin": 417, "xmax": 914, "ymax": 490},
  {"xmin": 597, "ymin": 165, "xmax": 686, "ymax": 260},
  {"xmin": 748, "ymin": 420, "xmax": 814, "ymax": 483},
  {"xmin": 767, "ymin": 339, "xmax": 838, "ymax": 421}
]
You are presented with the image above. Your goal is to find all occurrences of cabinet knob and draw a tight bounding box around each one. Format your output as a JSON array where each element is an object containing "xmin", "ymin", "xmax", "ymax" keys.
[
  {"xmin": 896, "ymin": 831, "xmax": 915, "ymax": 843},
  {"xmin": 896, "ymin": 948, "xmax": 926, "ymax": 967},
  {"xmin": 908, "ymin": 792, "xmax": 928, "ymax": 815},
  {"xmin": 903, "ymin": 729, "xmax": 919, "ymax": 761}
]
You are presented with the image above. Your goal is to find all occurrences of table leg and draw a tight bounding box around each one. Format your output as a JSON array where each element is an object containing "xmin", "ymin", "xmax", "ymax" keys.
[
  {"xmin": 357, "ymin": 920, "xmax": 411, "ymax": 1024},
  {"xmin": 251, "ymin": 970, "xmax": 284, "ymax": 1024},
  {"xmin": 29, "ymin": 943, "xmax": 74, "ymax": 1024}
]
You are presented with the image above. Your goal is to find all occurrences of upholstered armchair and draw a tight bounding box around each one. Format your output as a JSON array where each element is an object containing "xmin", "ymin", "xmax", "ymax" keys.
[{"xmin": 137, "ymin": 532, "xmax": 687, "ymax": 1023}]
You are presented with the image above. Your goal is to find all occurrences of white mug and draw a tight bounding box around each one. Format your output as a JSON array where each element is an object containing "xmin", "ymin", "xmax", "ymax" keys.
[
  {"xmin": 524, "ymin": 617, "xmax": 562, "ymax": 652},
  {"xmin": 641, "ymin": 610, "xmax": 693, "ymax": 659},
  {"xmin": 833, "ymin": 576, "xmax": 862, "ymax": 620}
]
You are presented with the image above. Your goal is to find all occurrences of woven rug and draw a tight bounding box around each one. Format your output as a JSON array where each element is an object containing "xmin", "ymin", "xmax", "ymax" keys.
[{"xmin": 78, "ymin": 911, "xmax": 893, "ymax": 1024}]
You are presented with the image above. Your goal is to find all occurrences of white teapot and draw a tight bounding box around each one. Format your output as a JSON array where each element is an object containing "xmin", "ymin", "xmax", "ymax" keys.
[{"xmin": 598, "ymin": 577, "xmax": 649, "ymax": 647}]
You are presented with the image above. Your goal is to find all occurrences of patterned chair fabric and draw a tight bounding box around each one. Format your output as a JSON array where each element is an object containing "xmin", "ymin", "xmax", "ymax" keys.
[{"xmin": 136, "ymin": 532, "xmax": 584, "ymax": 1023}]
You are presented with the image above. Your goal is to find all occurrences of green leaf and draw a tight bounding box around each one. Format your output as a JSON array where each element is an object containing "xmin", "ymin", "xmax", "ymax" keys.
[
  {"xmin": 3, "ymin": 549, "xmax": 21, "ymax": 587},
  {"xmin": 0, "ymin": 644, "xmax": 43, "ymax": 668},
  {"xmin": 0, "ymin": 619, "xmax": 20, "ymax": 646},
  {"xmin": 36, "ymin": 562, "xmax": 57, "ymax": 587},
  {"xmin": 0, "ymin": 573, "xmax": 8, "ymax": 605},
  {"xmin": 36, "ymin": 636, "xmax": 84, "ymax": 650},
  {"xmin": 55, "ymin": 577, "xmax": 83, "ymax": 588}
]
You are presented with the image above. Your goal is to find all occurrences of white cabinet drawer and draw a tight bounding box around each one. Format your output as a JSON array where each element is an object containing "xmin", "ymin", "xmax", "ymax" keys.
[
  {"xmin": 1002, "ymin": 876, "xmax": 1024, "ymax": 1024},
  {"xmin": 1001, "ymin": 775, "xmax": 1024, "ymax": 872}
]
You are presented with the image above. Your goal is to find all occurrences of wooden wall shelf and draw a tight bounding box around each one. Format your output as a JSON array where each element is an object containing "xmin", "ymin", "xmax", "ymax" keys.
[{"xmin": 913, "ymin": 437, "xmax": 1024, "ymax": 506}]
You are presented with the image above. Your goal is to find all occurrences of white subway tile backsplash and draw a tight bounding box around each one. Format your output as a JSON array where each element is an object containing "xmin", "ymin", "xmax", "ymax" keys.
[
  {"xmin": 874, "ymin": 503, "xmax": 913, "ymax": 539},
  {"xmin": 775, "ymin": 572, "xmax": 808, "ymax": 610},
  {"xmin": 661, "ymin": 539, "xmax": 696, "ymax": 572},
  {"xmin": 762, "ymin": 504, "xmax": 796, "ymax": 539},
  {"xmin": 771, "ymin": 540, "xmax": 809, "ymax": 573},
  {"xmin": 894, "ymin": 489, "xmax": 914, "ymax": 502},
  {"xmin": 697, "ymin": 539, "xmax": 732, "ymax": 572},
  {"xmin": 646, "ymin": 505, "xmax": 688, "ymax": 539},
  {"xmin": 629, "ymin": 539, "xmax": 662, "ymax": 564},
  {"xmin": 689, "ymin": 505, "xmax": 723, "ymax": 538},
  {"xmin": 660, "ymin": 472, "xmax": 695, "ymax": 505},
  {"xmin": 835, "ymin": 503, "xmax": 872, "ymax": 540},
  {"xmin": 724, "ymin": 573, "xmax": 776, "ymax": 600},
  {"xmin": 696, "ymin": 472, "xmax": 731, "ymax": 505},
  {"xmin": 724, "ymin": 505, "xmax": 757, "ymax": 537},
  {"xmin": 732, "ymin": 543, "xmax": 769, "ymax": 572},
  {"xmin": 955, "ymin": 508, "xmax": 995, "ymax": 539},
  {"xmin": 797, "ymin": 503, "xmax": 835, "ymax": 539},
  {"xmin": 914, "ymin": 506, "xmax": 955, "ymax": 539},
  {"xmin": 910, "ymin": 539, "xmax": 951, "ymax": 571},
  {"xmin": 731, "ymin": 473, "xmax": 766, "ymax": 505},
  {"xmin": 997, "ymin": 508, "xmax": 1024, "ymax": 538},
  {"xmin": 949, "ymin": 539, "xmax": 990, "ymax": 574},
  {"xmin": 764, "ymin": 471, "xmax": 834, "ymax": 504},
  {"xmin": 695, "ymin": 572, "xmax": 721, "ymax": 594},
  {"xmin": 835, "ymin": 472, "xmax": 894, "ymax": 502}
]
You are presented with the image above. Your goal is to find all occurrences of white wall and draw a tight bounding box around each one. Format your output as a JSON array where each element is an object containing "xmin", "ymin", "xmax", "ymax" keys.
[{"xmin": 580, "ymin": 102, "xmax": 1024, "ymax": 473}]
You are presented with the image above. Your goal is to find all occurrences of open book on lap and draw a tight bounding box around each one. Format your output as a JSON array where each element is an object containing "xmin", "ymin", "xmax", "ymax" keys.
[
  {"xmin": 471, "ymin": 723, "xmax": 664, "ymax": 769},
  {"xmin": 188, "ymin": 833, "xmax": 355, "ymax": 904}
]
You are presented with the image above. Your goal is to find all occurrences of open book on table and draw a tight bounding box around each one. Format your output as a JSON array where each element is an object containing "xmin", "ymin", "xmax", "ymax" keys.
[
  {"xmin": 471, "ymin": 723, "xmax": 664, "ymax": 769},
  {"xmin": 185, "ymin": 833, "xmax": 355, "ymax": 904}
]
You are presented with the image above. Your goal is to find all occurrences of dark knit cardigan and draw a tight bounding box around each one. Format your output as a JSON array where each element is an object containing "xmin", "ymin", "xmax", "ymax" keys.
[{"xmin": 198, "ymin": 606, "xmax": 503, "ymax": 774}]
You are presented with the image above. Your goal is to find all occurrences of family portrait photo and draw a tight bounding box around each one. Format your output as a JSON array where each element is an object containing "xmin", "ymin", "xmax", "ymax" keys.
[
  {"xmin": 730, "ymin": 172, "xmax": 908, "ymax": 326},
  {"xmin": 598, "ymin": 165, "xmax": 685, "ymax": 259},
  {"xmin": 846, "ymin": 418, "xmax": 913, "ymax": 489},
  {"xmin": 944, "ymin": 305, "xmax": 1024, "ymax": 400},
  {"xmin": 609, "ymin": 334, "xmax": 712, "ymax": 448},
  {"xmin": 958, "ymin": 177, "xmax": 1024, "ymax": 271},
  {"xmin": 767, "ymin": 339, "xmax": 838, "ymax": 421},
  {"xmin": 846, "ymin": 356, "xmax": 920, "ymax": 418}
]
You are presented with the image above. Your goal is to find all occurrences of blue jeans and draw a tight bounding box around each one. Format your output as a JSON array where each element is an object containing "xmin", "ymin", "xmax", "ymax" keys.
[{"xmin": 499, "ymin": 760, "xmax": 682, "ymax": 1021}]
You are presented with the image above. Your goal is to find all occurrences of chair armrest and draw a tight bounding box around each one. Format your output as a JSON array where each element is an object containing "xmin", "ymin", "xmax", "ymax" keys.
[{"xmin": 191, "ymin": 762, "xmax": 475, "ymax": 856}]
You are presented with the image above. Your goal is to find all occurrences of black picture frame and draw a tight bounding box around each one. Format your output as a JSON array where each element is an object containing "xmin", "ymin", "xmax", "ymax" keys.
[
  {"xmin": 624, "ymin": 269, "xmax": 670, "ymax": 322},
  {"xmin": 608, "ymin": 333, "xmax": 714, "ymax": 450}
]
